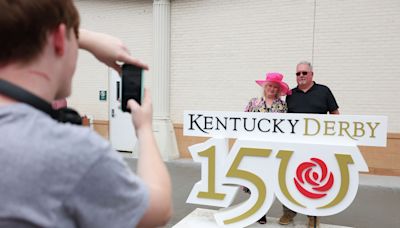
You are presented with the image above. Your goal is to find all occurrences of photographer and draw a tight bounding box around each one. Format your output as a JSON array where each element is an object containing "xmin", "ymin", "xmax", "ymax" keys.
[{"xmin": 0, "ymin": 1, "xmax": 171, "ymax": 227}]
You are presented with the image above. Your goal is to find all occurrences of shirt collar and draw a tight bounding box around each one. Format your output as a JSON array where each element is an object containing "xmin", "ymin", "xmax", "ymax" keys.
[{"xmin": 294, "ymin": 81, "xmax": 316, "ymax": 93}]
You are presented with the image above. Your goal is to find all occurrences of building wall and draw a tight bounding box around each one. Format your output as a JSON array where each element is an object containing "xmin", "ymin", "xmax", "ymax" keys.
[
  {"xmin": 74, "ymin": 0, "xmax": 400, "ymax": 175},
  {"xmin": 72, "ymin": 0, "xmax": 400, "ymax": 132},
  {"xmin": 170, "ymin": 0, "xmax": 400, "ymax": 132},
  {"xmin": 312, "ymin": 0, "xmax": 400, "ymax": 131}
]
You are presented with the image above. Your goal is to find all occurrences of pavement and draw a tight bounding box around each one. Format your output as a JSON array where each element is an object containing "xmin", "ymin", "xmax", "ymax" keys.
[{"xmin": 124, "ymin": 158, "xmax": 400, "ymax": 228}]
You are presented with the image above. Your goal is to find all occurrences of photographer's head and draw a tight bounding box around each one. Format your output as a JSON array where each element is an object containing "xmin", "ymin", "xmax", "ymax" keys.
[{"xmin": 0, "ymin": 0, "xmax": 80, "ymax": 101}]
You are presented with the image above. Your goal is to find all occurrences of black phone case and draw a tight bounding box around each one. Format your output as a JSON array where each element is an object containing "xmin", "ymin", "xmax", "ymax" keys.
[{"xmin": 121, "ymin": 64, "xmax": 142, "ymax": 112}]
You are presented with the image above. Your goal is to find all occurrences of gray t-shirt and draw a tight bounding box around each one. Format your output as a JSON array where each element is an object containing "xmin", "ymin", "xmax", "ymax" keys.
[{"xmin": 0, "ymin": 104, "xmax": 149, "ymax": 228}]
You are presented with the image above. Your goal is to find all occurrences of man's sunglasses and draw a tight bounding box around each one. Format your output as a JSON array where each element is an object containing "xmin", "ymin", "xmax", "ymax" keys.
[{"xmin": 296, "ymin": 71, "xmax": 309, "ymax": 76}]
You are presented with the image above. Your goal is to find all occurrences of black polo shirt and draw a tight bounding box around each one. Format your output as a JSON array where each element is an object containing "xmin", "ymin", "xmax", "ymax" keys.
[{"xmin": 285, "ymin": 82, "xmax": 339, "ymax": 114}]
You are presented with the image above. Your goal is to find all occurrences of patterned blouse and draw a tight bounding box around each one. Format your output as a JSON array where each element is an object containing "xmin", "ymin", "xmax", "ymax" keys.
[{"xmin": 244, "ymin": 97, "xmax": 288, "ymax": 113}]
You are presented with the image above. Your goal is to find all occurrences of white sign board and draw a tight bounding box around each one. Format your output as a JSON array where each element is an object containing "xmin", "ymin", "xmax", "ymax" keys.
[
  {"xmin": 184, "ymin": 111, "xmax": 387, "ymax": 147},
  {"xmin": 184, "ymin": 111, "xmax": 387, "ymax": 227}
]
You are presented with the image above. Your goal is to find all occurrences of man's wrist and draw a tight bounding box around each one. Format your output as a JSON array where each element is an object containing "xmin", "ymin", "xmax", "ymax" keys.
[{"xmin": 136, "ymin": 125, "xmax": 153, "ymax": 137}]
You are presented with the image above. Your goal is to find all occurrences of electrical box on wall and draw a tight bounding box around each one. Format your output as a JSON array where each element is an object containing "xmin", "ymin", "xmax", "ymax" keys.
[{"xmin": 99, "ymin": 90, "xmax": 107, "ymax": 101}]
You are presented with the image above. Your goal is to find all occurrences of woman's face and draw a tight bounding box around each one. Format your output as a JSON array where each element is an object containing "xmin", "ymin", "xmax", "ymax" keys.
[{"xmin": 264, "ymin": 82, "xmax": 280, "ymax": 98}]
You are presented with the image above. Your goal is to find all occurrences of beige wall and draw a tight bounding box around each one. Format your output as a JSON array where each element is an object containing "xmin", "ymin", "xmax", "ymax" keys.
[
  {"xmin": 171, "ymin": 0, "xmax": 314, "ymax": 121},
  {"xmin": 312, "ymin": 0, "xmax": 400, "ymax": 131},
  {"xmin": 170, "ymin": 0, "xmax": 400, "ymax": 132},
  {"xmin": 71, "ymin": 0, "xmax": 399, "ymax": 133}
]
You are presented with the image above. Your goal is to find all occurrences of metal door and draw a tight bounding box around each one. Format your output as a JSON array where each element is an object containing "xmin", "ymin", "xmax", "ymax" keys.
[{"xmin": 108, "ymin": 68, "xmax": 137, "ymax": 156}]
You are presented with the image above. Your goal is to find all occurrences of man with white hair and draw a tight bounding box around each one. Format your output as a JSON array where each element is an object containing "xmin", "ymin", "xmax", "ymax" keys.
[{"xmin": 280, "ymin": 61, "xmax": 339, "ymax": 228}]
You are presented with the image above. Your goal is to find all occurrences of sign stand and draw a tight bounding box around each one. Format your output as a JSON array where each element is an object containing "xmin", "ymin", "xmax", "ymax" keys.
[
  {"xmin": 173, "ymin": 208, "xmax": 352, "ymax": 228},
  {"xmin": 178, "ymin": 111, "xmax": 387, "ymax": 227}
]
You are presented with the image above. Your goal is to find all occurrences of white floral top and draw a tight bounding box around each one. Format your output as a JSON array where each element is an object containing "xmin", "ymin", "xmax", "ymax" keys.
[{"xmin": 244, "ymin": 97, "xmax": 288, "ymax": 113}]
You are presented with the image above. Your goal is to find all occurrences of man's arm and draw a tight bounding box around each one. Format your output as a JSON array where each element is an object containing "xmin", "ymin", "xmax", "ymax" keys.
[
  {"xmin": 127, "ymin": 90, "xmax": 172, "ymax": 227},
  {"xmin": 79, "ymin": 29, "xmax": 171, "ymax": 226},
  {"xmin": 78, "ymin": 29, "xmax": 149, "ymax": 74},
  {"xmin": 326, "ymin": 87, "xmax": 339, "ymax": 115},
  {"xmin": 330, "ymin": 109, "xmax": 340, "ymax": 114}
]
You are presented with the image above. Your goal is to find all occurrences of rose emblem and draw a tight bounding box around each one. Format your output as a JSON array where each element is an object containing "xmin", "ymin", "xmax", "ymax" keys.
[{"xmin": 294, "ymin": 158, "xmax": 334, "ymax": 199}]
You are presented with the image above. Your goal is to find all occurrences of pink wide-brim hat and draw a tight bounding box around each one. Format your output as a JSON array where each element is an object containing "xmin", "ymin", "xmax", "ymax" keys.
[{"xmin": 256, "ymin": 72, "xmax": 292, "ymax": 96}]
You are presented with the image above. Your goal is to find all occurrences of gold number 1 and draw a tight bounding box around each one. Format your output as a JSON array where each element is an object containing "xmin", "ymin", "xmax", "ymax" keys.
[{"xmin": 197, "ymin": 146, "xmax": 226, "ymax": 200}]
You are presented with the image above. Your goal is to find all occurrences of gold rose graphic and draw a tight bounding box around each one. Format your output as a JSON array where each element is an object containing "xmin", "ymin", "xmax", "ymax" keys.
[{"xmin": 294, "ymin": 158, "xmax": 334, "ymax": 199}]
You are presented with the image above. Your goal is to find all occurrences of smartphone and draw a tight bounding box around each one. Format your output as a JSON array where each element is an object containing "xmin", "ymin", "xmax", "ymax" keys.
[{"xmin": 121, "ymin": 64, "xmax": 143, "ymax": 112}]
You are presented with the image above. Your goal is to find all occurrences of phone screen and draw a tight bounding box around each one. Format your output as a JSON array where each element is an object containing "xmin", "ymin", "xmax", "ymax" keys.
[{"xmin": 121, "ymin": 64, "xmax": 143, "ymax": 112}]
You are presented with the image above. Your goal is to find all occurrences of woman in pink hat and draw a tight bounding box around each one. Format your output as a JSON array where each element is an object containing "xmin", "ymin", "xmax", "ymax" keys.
[
  {"xmin": 243, "ymin": 72, "xmax": 291, "ymax": 224},
  {"xmin": 245, "ymin": 72, "xmax": 291, "ymax": 114}
]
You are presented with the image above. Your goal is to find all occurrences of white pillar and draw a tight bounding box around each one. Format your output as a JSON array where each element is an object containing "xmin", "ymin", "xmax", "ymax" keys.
[{"xmin": 152, "ymin": 0, "xmax": 179, "ymax": 160}]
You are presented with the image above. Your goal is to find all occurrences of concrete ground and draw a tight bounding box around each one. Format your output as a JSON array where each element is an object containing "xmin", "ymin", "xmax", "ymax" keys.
[{"xmin": 124, "ymin": 158, "xmax": 400, "ymax": 228}]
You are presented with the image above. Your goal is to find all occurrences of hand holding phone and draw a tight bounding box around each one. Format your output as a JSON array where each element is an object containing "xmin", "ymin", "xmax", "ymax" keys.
[{"xmin": 121, "ymin": 64, "xmax": 143, "ymax": 112}]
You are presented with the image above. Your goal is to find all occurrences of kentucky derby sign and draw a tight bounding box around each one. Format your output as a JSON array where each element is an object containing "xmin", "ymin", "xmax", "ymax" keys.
[{"xmin": 184, "ymin": 111, "xmax": 387, "ymax": 228}]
